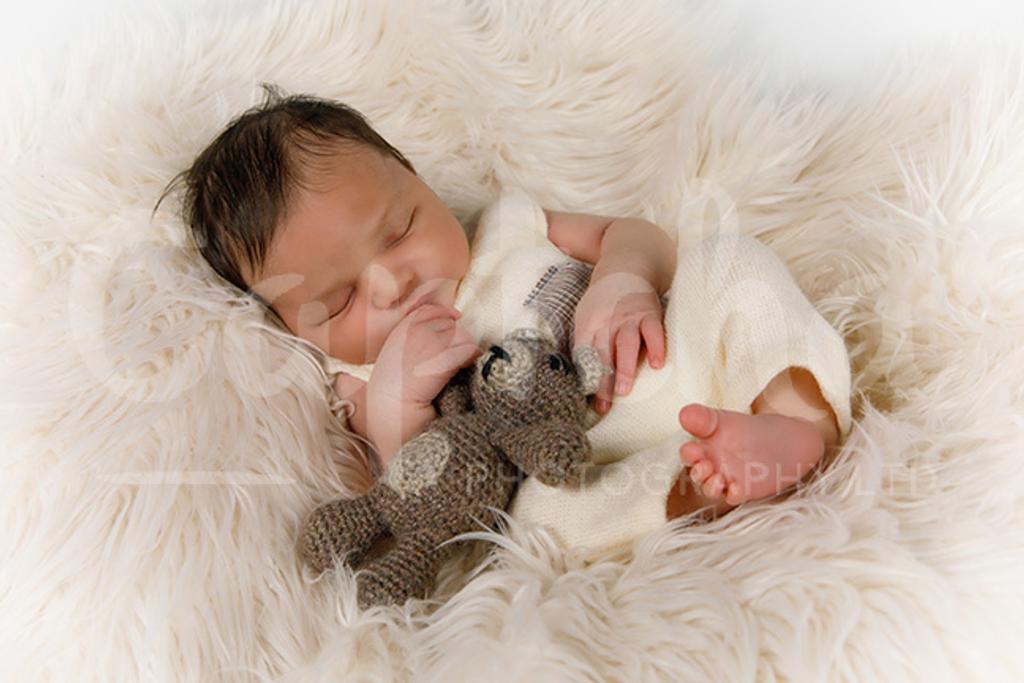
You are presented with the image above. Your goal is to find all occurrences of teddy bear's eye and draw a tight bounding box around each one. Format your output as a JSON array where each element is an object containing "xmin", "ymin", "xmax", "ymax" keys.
[{"xmin": 547, "ymin": 355, "xmax": 567, "ymax": 373}]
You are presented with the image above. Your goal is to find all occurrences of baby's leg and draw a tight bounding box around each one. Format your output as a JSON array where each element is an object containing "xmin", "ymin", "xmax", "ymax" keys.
[
  {"xmin": 664, "ymin": 233, "xmax": 850, "ymax": 514},
  {"xmin": 510, "ymin": 234, "xmax": 851, "ymax": 553},
  {"xmin": 675, "ymin": 366, "xmax": 840, "ymax": 509},
  {"xmin": 509, "ymin": 405, "xmax": 831, "ymax": 553},
  {"xmin": 509, "ymin": 434, "xmax": 690, "ymax": 554},
  {"xmin": 671, "ymin": 405, "xmax": 832, "ymax": 515}
]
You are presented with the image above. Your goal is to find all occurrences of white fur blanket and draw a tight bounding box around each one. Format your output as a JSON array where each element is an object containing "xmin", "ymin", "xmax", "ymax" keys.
[{"xmin": 2, "ymin": 1, "xmax": 1023, "ymax": 680}]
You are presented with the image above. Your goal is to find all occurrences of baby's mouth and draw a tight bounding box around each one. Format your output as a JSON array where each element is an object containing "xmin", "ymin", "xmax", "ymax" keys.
[
  {"xmin": 405, "ymin": 279, "xmax": 459, "ymax": 316},
  {"xmin": 404, "ymin": 283, "xmax": 440, "ymax": 315},
  {"xmin": 407, "ymin": 291, "xmax": 434, "ymax": 312}
]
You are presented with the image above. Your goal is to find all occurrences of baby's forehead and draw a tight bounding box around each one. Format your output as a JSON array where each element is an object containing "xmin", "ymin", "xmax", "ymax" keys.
[
  {"xmin": 296, "ymin": 142, "xmax": 396, "ymax": 190},
  {"xmin": 254, "ymin": 159, "xmax": 405, "ymax": 289}
]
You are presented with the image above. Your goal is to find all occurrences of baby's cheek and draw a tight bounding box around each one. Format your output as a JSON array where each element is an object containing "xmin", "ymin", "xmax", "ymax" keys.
[
  {"xmin": 323, "ymin": 320, "xmax": 366, "ymax": 364},
  {"xmin": 362, "ymin": 312, "xmax": 406, "ymax": 361},
  {"xmin": 294, "ymin": 303, "xmax": 331, "ymax": 344}
]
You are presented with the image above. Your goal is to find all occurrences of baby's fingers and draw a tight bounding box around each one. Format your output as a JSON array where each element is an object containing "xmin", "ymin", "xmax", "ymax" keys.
[
  {"xmin": 412, "ymin": 343, "xmax": 481, "ymax": 378},
  {"xmin": 613, "ymin": 321, "xmax": 640, "ymax": 395},
  {"xmin": 641, "ymin": 313, "xmax": 666, "ymax": 369},
  {"xmin": 408, "ymin": 302, "xmax": 461, "ymax": 326},
  {"xmin": 451, "ymin": 321, "xmax": 479, "ymax": 348}
]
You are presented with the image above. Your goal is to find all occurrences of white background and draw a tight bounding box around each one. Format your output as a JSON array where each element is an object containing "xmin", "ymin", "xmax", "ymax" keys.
[{"xmin": 1, "ymin": 0, "xmax": 1023, "ymax": 94}]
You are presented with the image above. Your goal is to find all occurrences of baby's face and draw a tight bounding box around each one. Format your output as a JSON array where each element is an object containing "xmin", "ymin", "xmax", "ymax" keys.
[{"xmin": 247, "ymin": 145, "xmax": 470, "ymax": 364}]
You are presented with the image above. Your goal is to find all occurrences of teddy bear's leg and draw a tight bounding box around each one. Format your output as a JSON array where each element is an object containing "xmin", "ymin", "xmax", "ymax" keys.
[
  {"xmin": 354, "ymin": 527, "xmax": 456, "ymax": 610},
  {"xmin": 298, "ymin": 495, "xmax": 388, "ymax": 574}
]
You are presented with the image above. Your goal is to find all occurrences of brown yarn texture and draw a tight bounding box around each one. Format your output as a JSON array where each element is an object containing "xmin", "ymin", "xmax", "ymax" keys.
[{"xmin": 298, "ymin": 329, "xmax": 602, "ymax": 609}]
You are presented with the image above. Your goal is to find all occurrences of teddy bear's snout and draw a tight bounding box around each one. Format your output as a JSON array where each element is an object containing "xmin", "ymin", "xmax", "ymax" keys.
[{"xmin": 481, "ymin": 344, "xmax": 511, "ymax": 381}]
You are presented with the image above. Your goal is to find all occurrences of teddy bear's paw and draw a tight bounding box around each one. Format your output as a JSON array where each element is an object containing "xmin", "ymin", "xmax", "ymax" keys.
[
  {"xmin": 354, "ymin": 531, "xmax": 455, "ymax": 609},
  {"xmin": 356, "ymin": 569, "xmax": 424, "ymax": 610},
  {"xmin": 299, "ymin": 496, "xmax": 385, "ymax": 574},
  {"xmin": 532, "ymin": 443, "xmax": 591, "ymax": 488}
]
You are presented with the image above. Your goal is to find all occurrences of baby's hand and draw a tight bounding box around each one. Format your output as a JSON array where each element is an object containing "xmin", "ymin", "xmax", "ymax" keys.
[
  {"xmin": 573, "ymin": 269, "xmax": 666, "ymax": 414},
  {"xmin": 369, "ymin": 303, "xmax": 482, "ymax": 409}
]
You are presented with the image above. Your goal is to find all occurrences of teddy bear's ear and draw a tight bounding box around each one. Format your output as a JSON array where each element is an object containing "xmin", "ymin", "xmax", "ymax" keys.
[
  {"xmin": 571, "ymin": 345, "xmax": 606, "ymax": 396},
  {"xmin": 507, "ymin": 327, "xmax": 548, "ymax": 345}
]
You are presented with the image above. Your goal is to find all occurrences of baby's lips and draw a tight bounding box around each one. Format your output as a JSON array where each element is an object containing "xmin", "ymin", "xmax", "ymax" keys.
[{"xmin": 406, "ymin": 301, "xmax": 459, "ymax": 323}]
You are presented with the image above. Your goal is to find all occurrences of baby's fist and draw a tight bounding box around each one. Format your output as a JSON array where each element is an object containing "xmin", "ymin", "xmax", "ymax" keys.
[{"xmin": 372, "ymin": 304, "xmax": 481, "ymax": 407}]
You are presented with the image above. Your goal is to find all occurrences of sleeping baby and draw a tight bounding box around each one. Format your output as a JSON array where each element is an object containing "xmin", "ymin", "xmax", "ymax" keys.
[{"xmin": 165, "ymin": 88, "xmax": 852, "ymax": 554}]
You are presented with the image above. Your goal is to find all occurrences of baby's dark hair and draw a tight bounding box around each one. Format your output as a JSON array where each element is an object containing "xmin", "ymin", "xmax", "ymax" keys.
[{"xmin": 155, "ymin": 84, "xmax": 415, "ymax": 304}]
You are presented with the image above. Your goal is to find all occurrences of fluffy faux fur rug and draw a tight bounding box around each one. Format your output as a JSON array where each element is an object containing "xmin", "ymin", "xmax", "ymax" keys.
[{"xmin": 2, "ymin": 0, "xmax": 1023, "ymax": 680}]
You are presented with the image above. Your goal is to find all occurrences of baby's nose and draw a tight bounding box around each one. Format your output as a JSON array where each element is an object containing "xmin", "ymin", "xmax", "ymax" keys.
[{"xmin": 367, "ymin": 264, "xmax": 414, "ymax": 309}]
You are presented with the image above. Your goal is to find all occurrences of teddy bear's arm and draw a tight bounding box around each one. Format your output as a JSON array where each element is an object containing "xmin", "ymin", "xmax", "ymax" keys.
[{"xmin": 492, "ymin": 421, "xmax": 592, "ymax": 487}]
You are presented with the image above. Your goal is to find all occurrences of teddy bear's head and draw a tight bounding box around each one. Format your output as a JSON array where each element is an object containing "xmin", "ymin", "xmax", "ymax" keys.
[{"xmin": 468, "ymin": 328, "xmax": 605, "ymax": 428}]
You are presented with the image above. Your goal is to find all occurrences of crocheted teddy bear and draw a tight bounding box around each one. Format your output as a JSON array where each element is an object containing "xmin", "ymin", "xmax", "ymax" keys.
[{"xmin": 298, "ymin": 328, "xmax": 604, "ymax": 609}]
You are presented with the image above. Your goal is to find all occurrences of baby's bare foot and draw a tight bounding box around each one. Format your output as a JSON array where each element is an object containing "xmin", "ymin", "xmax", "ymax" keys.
[{"xmin": 677, "ymin": 404, "xmax": 825, "ymax": 506}]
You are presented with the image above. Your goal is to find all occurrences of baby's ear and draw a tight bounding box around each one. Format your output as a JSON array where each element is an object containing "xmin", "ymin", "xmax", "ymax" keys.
[{"xmin": 571, "ymin": 346, "xmax": 605, "ymax": 396}]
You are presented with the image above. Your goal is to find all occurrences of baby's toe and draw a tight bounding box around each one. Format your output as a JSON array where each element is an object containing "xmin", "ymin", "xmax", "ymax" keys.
[
  {"xmin": 725, "ymin": 482, "xmax": 745, "ymax": 506},
  {"xmin": 689, "ymin": 460, "xmax": 714, "ymax": 485},
  {"xmin": 680, "ymin": 441, "xmax": 704, "ymax": 466},
  {"xmin": 702, "ymin": 472, "xmax": 727, "ymax": 499}
]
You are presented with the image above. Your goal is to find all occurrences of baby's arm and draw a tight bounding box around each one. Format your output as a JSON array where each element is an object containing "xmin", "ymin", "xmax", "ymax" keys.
[
  {"xmin": 545, "ymin": 209, "xmax": 676, "ymax": 412},
  {"xmin": 332, "ymin": 373, "xmax": 436, "ymax": 467},
  {"xmin": 368, "ymin": 399, "xmax": 439, "ymax": 466},
  {"xmin": 364, "ymin": 304, "xmax": 481, "ymax": 466},
  {"xmin": 544, "ymin": 210, "xmax": 676, "ymax": 294},
  {"xmin": 333, "ymin": 372, "xmax": 370, "ymax": 444}
]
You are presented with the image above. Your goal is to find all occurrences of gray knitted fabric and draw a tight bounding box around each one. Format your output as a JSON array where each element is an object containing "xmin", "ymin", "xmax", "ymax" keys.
[{"xmin": 298, "ymin": 328, "xmax": 604, "ymax": 609}]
